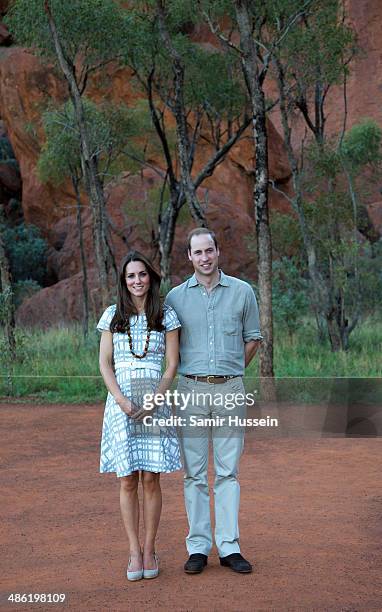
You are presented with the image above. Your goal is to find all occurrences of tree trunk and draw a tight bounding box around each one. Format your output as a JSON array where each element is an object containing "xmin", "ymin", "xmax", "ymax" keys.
[
  {"xmin": 44, "ymin": 0, "xmax": 113, "ymax": 308},
  {"xmin": 235, "ymin": 0, "xmax": 275, "ymax": 400},
  {"xmin": 326, "ymin": 310, "xmax": 342, "ymax": 352},
  {"xmin": 0, "ymin": 232, "xmax": 16, "ymax": 362},
  {"xmin": 158, "ymin": 199, "xmax": 179, "ymax": 285},
  {"xmin": 275, "ymin": 57, "xmax": 335, "ymax": 344},
  {"xmin": 158, "ymin": 185, "xmax": 186, "ymax": 286},
  {"xmin": 0, "ymin": 206, "xmax": 16, "ymax": 396},
  {"xmin": 156, "ymin": 1, "xmax": 206, "ymax": 227},
  {"xmin": 253, "ymin": 108, "xmax": 274, "ymax": 381},
  {"xmin": 72, "ymin": 174, "xmax": 89, "ymax": 339}
]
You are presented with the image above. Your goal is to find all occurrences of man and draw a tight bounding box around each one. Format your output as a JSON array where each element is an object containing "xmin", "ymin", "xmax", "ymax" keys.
[{"xmin": 165, "ymin": 228, "xmax": 262, "ymax": 574}]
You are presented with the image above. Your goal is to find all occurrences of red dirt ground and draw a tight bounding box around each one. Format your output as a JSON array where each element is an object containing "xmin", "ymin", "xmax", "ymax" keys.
[{"xmin": 1, "ymin": 403, "xmax": 381, "ymax": 612}]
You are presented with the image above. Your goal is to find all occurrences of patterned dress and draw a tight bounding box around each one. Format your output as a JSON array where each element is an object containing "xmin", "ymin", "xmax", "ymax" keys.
[{"xmin": 97, "ymin": 304, "xmax": 182, "ymax": 477}]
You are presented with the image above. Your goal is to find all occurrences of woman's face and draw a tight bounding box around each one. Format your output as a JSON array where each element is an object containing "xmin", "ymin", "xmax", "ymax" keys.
[{"xmin": 124, "ymin": 260, "xmax": 150, "ymax": 300}]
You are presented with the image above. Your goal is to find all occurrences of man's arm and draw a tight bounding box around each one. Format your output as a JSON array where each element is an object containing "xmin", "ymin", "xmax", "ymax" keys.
[
  {"xmin": 244, "ymin": 339, "xmax": 261, "ymax": 368},
  {"xmin": 242, "ymin": 285, "xmax": 263, "ymax": 361}
]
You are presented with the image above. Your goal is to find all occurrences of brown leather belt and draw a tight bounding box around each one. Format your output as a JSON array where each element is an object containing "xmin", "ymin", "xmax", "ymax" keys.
[{"xmin": 184, "ymin": 375, "xmax": 236, "ymax": 384}]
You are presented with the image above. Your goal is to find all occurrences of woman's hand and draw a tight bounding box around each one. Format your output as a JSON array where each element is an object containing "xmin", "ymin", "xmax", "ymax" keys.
[
  {"xmin": 132, "ymin": 329, "xmax": 180, "ymax": 421},
  {"xmin": 116, "ymin": 395, "xmax": 136, "ymax": 416}
]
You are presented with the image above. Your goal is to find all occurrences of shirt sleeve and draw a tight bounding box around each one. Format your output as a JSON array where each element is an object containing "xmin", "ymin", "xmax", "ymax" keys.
[
  {"xmin": 163, "ymin": 304, "xmax": 181, "ymax": 332},
  {"xmin": 164, "ymin": 288, "xmax": 175, "ymax": 309},
  {"xmin": 96, "ymin": 304, "xmax": 116, "ymax": 332},
  {"xmin": 242, "ymin": 286, "xmax": 263, "ymax": 342}
]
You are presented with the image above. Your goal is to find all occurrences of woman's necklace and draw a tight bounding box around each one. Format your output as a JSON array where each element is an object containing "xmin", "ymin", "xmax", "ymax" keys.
[{"xmin": 126, "ymin": 315, "xmax": 151, "ymax": 359}]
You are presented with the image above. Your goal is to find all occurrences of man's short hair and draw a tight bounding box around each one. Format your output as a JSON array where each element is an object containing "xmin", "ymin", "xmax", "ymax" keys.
[{"xmin": 187, "ymin": 228, "xmax": 218, "ymax": 252}]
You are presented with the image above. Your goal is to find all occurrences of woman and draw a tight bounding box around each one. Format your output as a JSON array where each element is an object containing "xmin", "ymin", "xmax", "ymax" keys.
[{"xmin": 97, "ymin": 251, "xmax": 182, "ymax": 581}]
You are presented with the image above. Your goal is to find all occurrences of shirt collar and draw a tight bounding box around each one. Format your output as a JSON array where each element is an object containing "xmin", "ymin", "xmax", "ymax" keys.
[{"xmin": 187, "ymin": 269, "xmax": 230, "ymax": 288}]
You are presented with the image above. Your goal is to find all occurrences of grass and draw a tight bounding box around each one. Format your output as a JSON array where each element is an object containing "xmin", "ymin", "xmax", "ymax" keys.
[
  {"xmin": 0, "ymin": 325, "xmax": 105, "ymax": 403},
  {"xmin": 0, "ymin": 316, "xmax": 381, "ymax": 404}
]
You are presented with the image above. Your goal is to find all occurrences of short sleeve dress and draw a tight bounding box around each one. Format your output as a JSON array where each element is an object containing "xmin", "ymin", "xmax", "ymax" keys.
[{"xmin": 97, "ymin": 304, "xmax": 182, "ymax": 477}]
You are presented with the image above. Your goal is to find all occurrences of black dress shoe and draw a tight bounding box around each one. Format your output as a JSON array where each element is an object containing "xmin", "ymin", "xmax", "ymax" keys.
[
  {"xmin": 184, "ymin": 553, "xmax": 208, "ymax": 574},
  {"xmin": 219, "ymin": 553, "xmax": 252, "ymax": 573}
]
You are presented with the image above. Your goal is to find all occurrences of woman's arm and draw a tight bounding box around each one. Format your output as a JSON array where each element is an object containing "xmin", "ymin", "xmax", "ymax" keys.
[
  {"xmin": 132, "ymin": 328, "xmax": 179, "ymax": 420},
  {"xmin": 99, "ymin": 331, "xmax": 134, "ymax": 416},
  {"xmin": 153, "ymin": 328, "xmax": 179, "ymax": 399}
]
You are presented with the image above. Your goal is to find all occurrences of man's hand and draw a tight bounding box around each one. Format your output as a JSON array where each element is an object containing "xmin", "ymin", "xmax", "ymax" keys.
[
  {"xmin": 131, "ymin": 394, "xmax": 162, "ymax": 421},
  {"xmin": 244, "ymin": 339, "xmax": 261, "ymax": 368},
  {"xmin": 131, "ymin": 403, "xmax": 155, "ymax": 422}
]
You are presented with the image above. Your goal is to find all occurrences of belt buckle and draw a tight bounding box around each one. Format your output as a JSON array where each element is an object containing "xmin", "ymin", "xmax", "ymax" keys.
[{"xmin": 207, "ymin": 375, "xmax": 215, "ymax": 384}]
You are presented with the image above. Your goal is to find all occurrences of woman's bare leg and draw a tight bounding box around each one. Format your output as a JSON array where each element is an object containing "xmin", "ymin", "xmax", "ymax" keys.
[
  {"xmin": 142, "ymin": 471, "xmax": 162, "ymax": 569},
  {"xmin": 120, "ymin": 472, "xmax": 141, "ymax": 570}
]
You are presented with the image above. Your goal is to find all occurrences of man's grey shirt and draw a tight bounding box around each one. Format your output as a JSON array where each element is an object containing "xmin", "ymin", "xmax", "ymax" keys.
[{"xmin": 165, "ymin": 270, "xmax": 262, "ymax": 376}]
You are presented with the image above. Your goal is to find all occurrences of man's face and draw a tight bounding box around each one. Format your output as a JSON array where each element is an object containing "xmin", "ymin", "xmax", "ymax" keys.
[{"xmin": 188, "ymin": 234, "xmax": 219, "ymax": 277}]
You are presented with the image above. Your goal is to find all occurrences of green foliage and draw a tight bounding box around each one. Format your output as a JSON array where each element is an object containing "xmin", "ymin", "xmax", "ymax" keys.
[
  {"xmin": 1, "ymin": 315, "xmax": 381, "ymax": 402},
  {"xmin": 270, "ymin": 210, "xmax": 304, "ymax": 260},
  {"xmin": 185, "ymin": 47, "xmax": 246, "ymax": 119},
  {"xmin": 0, "ymin": 325, "xmax": 28, "ymax": 366},
  {"xmin": 38, "ymin": 104, "xmax": 81, "ymax": 184},
  {"xmin": 13, "ymin": 279, "xmax": 42, "ymax": 309},
  {"xmin": 0, "ymin": 286, "xmax": 13, "ymax": 326},
  {"xmin": 303, "ymin": 140, "xmax": 354, "ymax": 240},
  {"xmin": 1, "ymin": 223, "xmax": 47, "ymax": 284},
  {"xmin": 197, "ymin": 0, "xmax": 236, "ymax": 20},
  {"xmin": 272, "ymin": 257, "xmax": 309, "ymax": 336},
  {"xmin": 38, "ymin": 98, "xmax": 140, "ymax": 186},
  {"xmin": 0, "ymin": 324, "xmax": 104, "ymax": 402},
  {"xmin": 5, "ymin": 0, "xmax": 123, "ymax": 66},
  {"xmin": 298, "ymin": 120, "xmax": 382, "ymax": 343},
  {"xmin": 356, "ymin": 242, "xmax": 382, "ymax": 317},
  {"xmin": 341, "ymin": 118, "xmax": 382, "ymax": 170},
  {"xmin": 121, "ymin": 2, "xmax": 246, "ymax": 123},
  {"xmin": 277, "ymin": 0, "xmax": 356, "ymax": 91}
]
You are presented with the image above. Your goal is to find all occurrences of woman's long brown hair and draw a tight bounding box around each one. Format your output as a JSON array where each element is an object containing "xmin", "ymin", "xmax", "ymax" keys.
[{"xmin": 110, "ymin": 251, "xmax": 164, "ymax": 332}]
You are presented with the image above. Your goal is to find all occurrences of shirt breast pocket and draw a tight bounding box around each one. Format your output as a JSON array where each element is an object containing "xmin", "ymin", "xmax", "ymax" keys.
[{"xmin": 223, "ymin": 314, "xmax": 241, "ymax": 350}]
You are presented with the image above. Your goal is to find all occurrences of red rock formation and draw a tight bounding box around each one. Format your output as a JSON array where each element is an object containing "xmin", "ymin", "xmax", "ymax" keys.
[
  {"xmin": 268, "ymin": 0, "xmax": 382, "ymax": 207},
  {"xmin": 1, "ymin": 0, "xmax": 381, "ymax": 325},
  {"xmin": 0, "ymin": 42, "xmax": 295, "ymax": 324},
  {"xmin": 16, "ymin": 267, "xmax": 101, "ymax": 328}
]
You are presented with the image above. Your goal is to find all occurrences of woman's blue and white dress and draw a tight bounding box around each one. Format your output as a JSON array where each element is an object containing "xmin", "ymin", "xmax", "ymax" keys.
[{"xmin": 97, "ymin": 304, "xmax": 182, "ymax": 477}]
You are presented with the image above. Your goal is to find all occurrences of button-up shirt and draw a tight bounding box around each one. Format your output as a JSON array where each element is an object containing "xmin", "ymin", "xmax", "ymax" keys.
[{"xmin": 165, "ymin": 270, "xmax": 262, "ymax": 376}]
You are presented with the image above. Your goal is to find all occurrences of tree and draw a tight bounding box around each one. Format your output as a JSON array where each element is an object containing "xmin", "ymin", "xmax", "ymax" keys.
[
  {"xmin": 270, "ymin": 0, "xmax": 371, "ymax": 350},
  {"xmin": 200, "ymin": 0, "xmax": 313, "ymax": 392},
  {"xmin": 121, "ymin": 1, "xmax": 251, "ymax": 282},
  {"xmin": 6, "ymin": 0, "xmax": 125, "ymax": 307},
  {"xmin": 38, "ymin": 99, "xmax": 138, "ymax": 337}
]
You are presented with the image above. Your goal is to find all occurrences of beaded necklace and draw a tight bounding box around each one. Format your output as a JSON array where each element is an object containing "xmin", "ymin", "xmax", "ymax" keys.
[{"xmin": 126, "ymin": 314, "xmax": 151, "ymax": 359}]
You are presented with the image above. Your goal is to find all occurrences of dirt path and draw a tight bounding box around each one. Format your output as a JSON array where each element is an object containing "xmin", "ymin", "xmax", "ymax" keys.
[{"xmin": 1, "ymin": 403, "xmax": 381, "ymax": 611}]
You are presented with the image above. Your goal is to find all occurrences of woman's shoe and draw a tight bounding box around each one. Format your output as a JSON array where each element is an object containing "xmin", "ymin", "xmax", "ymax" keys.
[
  {"xmin": 127, "ymin": 556, "xmax": 143, "ymax": 581},
  {"xmin": 143, "ymin": 552, "xmax": 159, "ymax": 579}
]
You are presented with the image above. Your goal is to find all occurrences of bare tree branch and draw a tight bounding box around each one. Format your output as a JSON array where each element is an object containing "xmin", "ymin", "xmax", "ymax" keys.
[{"xmin": 194, "ymin": 114, "xmax": 251, "ymax": 188}]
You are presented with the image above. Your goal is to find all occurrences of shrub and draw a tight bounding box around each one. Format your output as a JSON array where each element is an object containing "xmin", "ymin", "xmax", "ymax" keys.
[
  {"xmin": 1, "ymin": 223, "xmax": 48, "ymax": 284},
  {"xmin": 272, "ymin": 257, "xmax": 309, "ymax": 336},
  {"xmin": 13, "ymin": 279, "xmax": 42, "ymax": 308}
]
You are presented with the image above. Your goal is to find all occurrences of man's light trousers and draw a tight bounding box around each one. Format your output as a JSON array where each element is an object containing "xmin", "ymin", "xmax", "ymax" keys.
[{"xmin": 177, "ymin": 376, "xmax": 246, "ymax": 557}]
